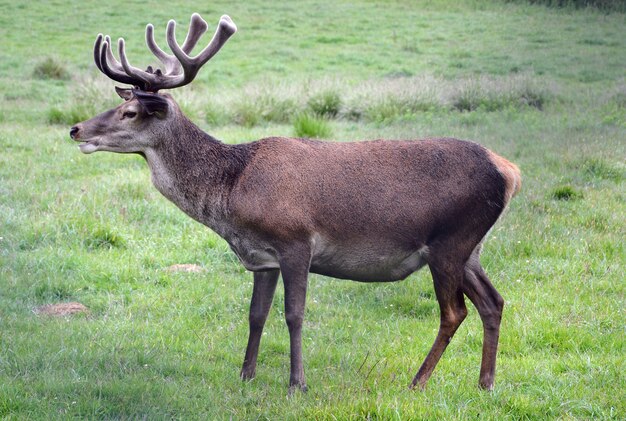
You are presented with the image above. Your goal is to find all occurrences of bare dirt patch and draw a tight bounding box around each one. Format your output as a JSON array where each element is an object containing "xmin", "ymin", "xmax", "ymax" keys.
[
  {"xmin": 34, "ymin": 302, "xmax": 89, "ymax": 316},
  {"xmin": 166, "ymin": 263, "xmax": 205, "ymax": 273}
]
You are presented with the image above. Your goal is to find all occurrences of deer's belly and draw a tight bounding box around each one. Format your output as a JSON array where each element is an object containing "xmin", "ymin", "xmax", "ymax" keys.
[
  {"xmin": 310, "ymin": 239, "xmax": 428, "ymax": 282},
  {"xmin": 225, "ymin": 232, "xmax": 428, "ymax": 282}
]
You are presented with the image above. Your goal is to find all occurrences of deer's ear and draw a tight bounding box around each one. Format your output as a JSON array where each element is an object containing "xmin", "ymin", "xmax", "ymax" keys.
[
  {"xmin": 115, "ymin": 86, "xmax": 134, "ymax": 101},
  {"xmin": 132, "ymin": 90, "xmax": 169, "ymax": 117}
]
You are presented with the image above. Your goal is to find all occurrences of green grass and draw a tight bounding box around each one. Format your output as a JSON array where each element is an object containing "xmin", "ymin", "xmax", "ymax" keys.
[
  {"xmin": 1, "ymin": 0, "xmax": 625, "ymax": 419},
  {"xmin": 307, "ymin": 90, "xmax": 342, "ymax": 118},
  {"xmin": 293, "ymin": 113, "xmax": 333, "ymax": 138},
  {"xmin": 32, "ymin": 57, "xmax": 70, "ymax": 81},
  {"xmin": 550, "ymin": 185, "xmax": 584, "ymax": 200}
]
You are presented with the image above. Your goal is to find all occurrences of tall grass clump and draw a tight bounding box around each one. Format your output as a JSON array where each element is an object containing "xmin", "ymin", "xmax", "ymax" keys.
[
  {"xmin": 293, "ymin": 113, "xmax": 332, "ymax": 138},
  {"xmin": 451, "ymin": 76, "xmax": 549, "ymax": 112},
  {"xmin": 33, "ymin": 57, "xmax": 69, "ymax": 80},
  {"xmin": 504, "ymin": 0, "xmax": 626, "ymax": 12},
  {"xmin": 232, "ymin": 95, "xmax": 298, "ymax": 127},
  {"xmin": 551, "ymin": 185, "xmax": 583, "ymax": 201},
  {"xmin": 363, "ymin": 96, "xmax": 440, "ymax": 122},
  {"xmin": 342, "ymin": 75, "xmax": 443, "ymax": 123},
  {"xmin": 307, "ymin": 90, "xmax": 342, "ymax": 118},
  {"xmin": 340, "ymin": 74, "xmax": 550, "ymax": 122},
  {"xmin": 226, "ymin": 81, "xmax": 305, "ymax": 127},
  {"xmin": 83, "ymin": 226, "xmax": 126, "ymax": 250}
]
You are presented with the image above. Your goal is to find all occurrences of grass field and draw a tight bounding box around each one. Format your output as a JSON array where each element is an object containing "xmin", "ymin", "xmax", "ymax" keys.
[{"xmin": 1, "ymin": 0, "xmax": 624, "ymax": 419}]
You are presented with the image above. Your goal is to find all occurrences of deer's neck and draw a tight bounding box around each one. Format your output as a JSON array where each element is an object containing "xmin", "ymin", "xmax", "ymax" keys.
[{"xmin": 143, "ymin": 119, "xmax": 252, "ymax": 232}]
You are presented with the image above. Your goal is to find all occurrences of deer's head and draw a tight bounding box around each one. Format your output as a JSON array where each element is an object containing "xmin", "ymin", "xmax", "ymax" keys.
[{"xmin": 70, "ymin": 13, "xmax": 237, "ymax": 154}]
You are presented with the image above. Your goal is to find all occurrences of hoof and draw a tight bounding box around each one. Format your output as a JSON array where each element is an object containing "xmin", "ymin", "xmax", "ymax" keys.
[
  {"xmin": 240, "ymin": 368, "xmax": 256, "ymax": 381},
  {"xmin": 288, "ymin": 383, "xmax": 308, "ymax": 396},
  {"xmin": 409, "ymin": 378, "xmax": 427, "ymax": 391},
  {"xmin": 479, "ymin": 381, "xmax": 495, "ymax": 391},
  {"xmin": 479, "ymin": 374, "xmax": 495, "ymax": 391}
]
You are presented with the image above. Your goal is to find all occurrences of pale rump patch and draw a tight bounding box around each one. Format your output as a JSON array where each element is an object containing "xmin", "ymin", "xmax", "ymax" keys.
[
  {"xmin": 34, "ymin": 302, "xmax": 89, "ymax": 316},
  {"xmin": 166, "ymin": 263, "xmax": 204, "ymax": 273},
  {"xmin": 487, "ymin": 150, "xmax": 522, "ymax": 206}
]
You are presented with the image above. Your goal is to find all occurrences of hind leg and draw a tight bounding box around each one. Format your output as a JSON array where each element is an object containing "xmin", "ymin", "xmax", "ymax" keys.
[
  {"xmin": 410, "ymin": 259, "xmax": 468, "ymax": 389},
  {"xmin": 463, "ymin": 249, "xmax": 504, "ymax": 390}
]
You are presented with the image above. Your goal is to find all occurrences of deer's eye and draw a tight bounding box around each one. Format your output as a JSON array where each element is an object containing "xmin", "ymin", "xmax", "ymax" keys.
[{"xmin": 122, "ymin": 111, "xmax": 137, "ymax": 119}]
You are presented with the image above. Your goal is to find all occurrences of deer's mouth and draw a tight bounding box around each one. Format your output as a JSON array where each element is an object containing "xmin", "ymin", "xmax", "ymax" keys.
[
  {"xmin": 70, "ymin": 127, "xmax": 99, "ymax": 153},
  {"xmin": 76, "ymin": 138, "xmax": 100, "ymax": 154}
]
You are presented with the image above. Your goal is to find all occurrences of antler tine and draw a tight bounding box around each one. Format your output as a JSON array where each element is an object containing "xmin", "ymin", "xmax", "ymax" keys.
[
  {"xmin": 200, "ymin": 14, "xmax": 238, "ymax": 60},
  {"xmin": 118, "ymin": 37, "xmax": 165, "ymax": 89},
  {"xmin": 166, "ymin": 15, "xmax": 237, "ymax": 84},
  {"xmin": 103, "ymin": 36, "xmax": 128, "ymax": 74},
  {"xmin": 146, "ymin": 24, "xmax": 179, "ymax": 74},
  {"xmin": 96, "ymin": 37, "xmax": 144, "ymax": 88},
  {"xmin": 145, "ymin": 13, "xmax": 208, "ymax": 75},
  {"xmin": 180, "ymin": 13, "xmax": 209, "ymax": 54},
  {"xmin": 94, "ymin": 34, "xmax": 105, "ymax": 72}
]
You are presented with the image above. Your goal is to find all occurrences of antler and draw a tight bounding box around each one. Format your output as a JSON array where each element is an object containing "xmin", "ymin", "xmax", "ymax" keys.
[{"xmin": 94, "ymin": 13, "xmax": 237, "ymax": 92}]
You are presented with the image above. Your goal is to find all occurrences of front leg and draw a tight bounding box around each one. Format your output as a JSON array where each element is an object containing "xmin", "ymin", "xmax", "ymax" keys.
[
  {"xmin": 241, "ymin": 270, "xmax": 279, "ymax": 381},
  {"xmin": 279, "ymin": 243, "xmax": 312, "ymax": 393}
]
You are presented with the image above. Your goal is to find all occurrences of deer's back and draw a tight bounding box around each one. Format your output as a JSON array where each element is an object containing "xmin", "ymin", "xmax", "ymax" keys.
[{"xmin": 233, "ymin": 137, "xmax": 508, "ymax": 234}]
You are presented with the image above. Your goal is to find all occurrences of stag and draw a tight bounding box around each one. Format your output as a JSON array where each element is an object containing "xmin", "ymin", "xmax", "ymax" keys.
[{"xmin": 70, "ymin": 13, "xmax": 521, "ymax": 392}]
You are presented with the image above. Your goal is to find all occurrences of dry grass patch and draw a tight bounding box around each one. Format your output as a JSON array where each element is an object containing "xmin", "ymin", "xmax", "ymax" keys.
[
  {"xmin": 34, "ymin": 302, "xmax": 89, "ymax": 316},
  {"xmin": 165, "ymin": 264, "xmax": 205, "ymax": 273}
]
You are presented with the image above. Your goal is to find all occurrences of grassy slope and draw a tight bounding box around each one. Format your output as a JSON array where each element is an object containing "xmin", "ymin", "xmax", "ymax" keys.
[{"xmin": 0, "ymin": 0, "xmax": 624, "ymax": 419}]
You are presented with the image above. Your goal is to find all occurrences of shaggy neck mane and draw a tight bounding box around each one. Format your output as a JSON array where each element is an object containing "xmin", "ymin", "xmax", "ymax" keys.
[{"xmin": 143, "ymin": 112, "xmax": 254, "ymax": 221}]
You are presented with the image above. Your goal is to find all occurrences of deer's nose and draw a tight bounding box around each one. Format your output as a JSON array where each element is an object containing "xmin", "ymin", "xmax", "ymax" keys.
[{"xmin": 70, "ymin": 126, "xmax": 79, "ymax": 139}]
